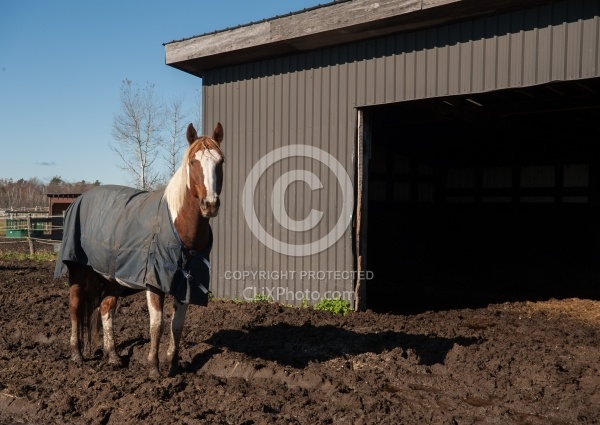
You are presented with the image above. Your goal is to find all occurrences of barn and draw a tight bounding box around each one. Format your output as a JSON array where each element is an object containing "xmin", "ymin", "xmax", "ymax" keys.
[{"xmin": 164, "ymin": 0, "xmax": 600, "ymax": 312}]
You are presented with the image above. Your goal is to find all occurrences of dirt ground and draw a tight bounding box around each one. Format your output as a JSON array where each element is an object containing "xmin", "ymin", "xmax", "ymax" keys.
[{"xmin": 1, "ymin": 239, "xmax": 600, "ymax": 424}]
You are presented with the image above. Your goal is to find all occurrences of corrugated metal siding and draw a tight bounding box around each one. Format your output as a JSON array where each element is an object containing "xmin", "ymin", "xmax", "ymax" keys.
[
  {"xmin": 202, "ymin": 0, "xmax": 600, "ymax": 304},
  {"xmin": 203, "ymin": 55, "xmax": 357, "ymax": 305}
]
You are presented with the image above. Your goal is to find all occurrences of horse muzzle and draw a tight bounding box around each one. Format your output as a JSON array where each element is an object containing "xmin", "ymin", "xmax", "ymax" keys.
[{"xmin": 200, "ymin": 196, "xmax": 220, "ymax": 217}]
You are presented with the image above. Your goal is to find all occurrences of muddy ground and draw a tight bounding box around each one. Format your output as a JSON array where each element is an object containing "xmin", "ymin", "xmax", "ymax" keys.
[{"xmin": 1, "ymin": 239, "xmax": 599, "ymax": 424}]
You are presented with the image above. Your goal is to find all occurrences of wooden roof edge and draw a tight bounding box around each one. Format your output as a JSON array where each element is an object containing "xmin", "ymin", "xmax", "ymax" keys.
[{"xmin": 164, "ymin": 0, "xmax": 550, "ymax": 77}]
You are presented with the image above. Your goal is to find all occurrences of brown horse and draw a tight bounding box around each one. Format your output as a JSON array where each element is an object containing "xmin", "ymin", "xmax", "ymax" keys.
[{"xmin": 55, "ymin": 123, "xmax": 224, "ymax": 378}]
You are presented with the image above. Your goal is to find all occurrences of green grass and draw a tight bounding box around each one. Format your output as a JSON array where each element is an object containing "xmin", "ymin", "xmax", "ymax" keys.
[
  {"xmin": 250, "ymin": 293, "xmax": 272, "ymax": 303},
  {"xmin": 313, "ymin": 297, "xmax": 352, "ymax": 316},
  {"xmin": 0, "ymin": 250, "xmax": 57, "ymax": 262},
  {"xmin": 213, "ymin": 292, "xmax": 352, "ymax": 315}
]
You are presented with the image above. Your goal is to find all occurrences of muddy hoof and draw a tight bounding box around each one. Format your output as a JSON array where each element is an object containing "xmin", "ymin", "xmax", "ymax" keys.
[
  {"xmin": 71, "ymin": 352, "xmax": 83, "ymax": 364},
  {"xmin": 148, "ymin": 367, "xmax": 161, "ymax": 380},
  {"xmin": 107, "ymin": 354, "xmax": 124, "ymax": 367}
]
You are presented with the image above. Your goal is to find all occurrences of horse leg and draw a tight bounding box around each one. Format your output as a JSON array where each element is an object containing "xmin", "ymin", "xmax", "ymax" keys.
[
  {"xmin": 68, "ymin": 264, "xmax": 102, "ymax": 362},
  {"xmin": 98, "ymin": 280, "xmax": 122, "ymax": 365},
  {"xmin": 68, "ymin": 265, "xmax": 86, "ymax": 363},
  {"xmin": 146, "ymin": 286, "xmax": 165, "ymax": 378},
  {"xmin": 166, "ymin": 299, "xmax": 189, "ymax": 376}
]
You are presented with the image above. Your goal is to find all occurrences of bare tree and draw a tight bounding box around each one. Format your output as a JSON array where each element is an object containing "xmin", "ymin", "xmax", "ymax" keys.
[
  {"xmin": 164, "ymin": 96, "xmax": 189, "ymax": 177},
  {"xmin": 0, "ymin": 177, "xmax": 98, "ymax": 209},
  {"xmin": 111, "ymin": 79, "xmax": 166, "ymax": 190}
]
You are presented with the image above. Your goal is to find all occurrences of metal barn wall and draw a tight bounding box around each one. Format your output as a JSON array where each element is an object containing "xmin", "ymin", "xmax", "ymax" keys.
[
  {"xmin": 202, "ymin": 0, "xmax": 600, "ymax": 304},
  {"xmin": 202, "ymin": 54, "xmax": 358, "ymax": 304}
]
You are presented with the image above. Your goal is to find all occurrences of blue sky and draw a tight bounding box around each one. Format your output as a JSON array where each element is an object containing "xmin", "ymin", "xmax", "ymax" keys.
[{"xmin": 0, "ymin": 0, "xmax": 324, "ymax": 186}]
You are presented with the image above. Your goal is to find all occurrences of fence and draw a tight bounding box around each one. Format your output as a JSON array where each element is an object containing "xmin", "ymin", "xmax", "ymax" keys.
[{"xmin": 0, "ymin": 214, "xmax": 64, "ymax": 254}]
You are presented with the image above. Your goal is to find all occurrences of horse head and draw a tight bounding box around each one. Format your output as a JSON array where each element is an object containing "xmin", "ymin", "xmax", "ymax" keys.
[{"xmin": 186, "ymin": 123, "xmax": 224, "ymax": 218}]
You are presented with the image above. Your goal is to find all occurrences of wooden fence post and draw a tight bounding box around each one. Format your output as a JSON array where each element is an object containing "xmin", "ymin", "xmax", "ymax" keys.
[{"xmin": 27, "ymin": 215, "xmax": 35, "ymax": 255}]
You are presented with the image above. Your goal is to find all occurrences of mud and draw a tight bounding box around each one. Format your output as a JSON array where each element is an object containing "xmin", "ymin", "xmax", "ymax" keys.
[{"xmin": 0, "ymin": 240, "xmax": 599, "ymax": 424}]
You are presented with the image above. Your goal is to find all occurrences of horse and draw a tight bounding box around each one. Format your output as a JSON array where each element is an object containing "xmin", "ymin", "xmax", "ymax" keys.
[{"xmin": 54, "ymin": 122, "xmax": 224, "ymax": 378}]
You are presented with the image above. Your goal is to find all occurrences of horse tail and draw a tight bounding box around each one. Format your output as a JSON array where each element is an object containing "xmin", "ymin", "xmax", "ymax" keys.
[{"xmin": 79, "ymin": 268, "xmax": 103, "ymax": 355}]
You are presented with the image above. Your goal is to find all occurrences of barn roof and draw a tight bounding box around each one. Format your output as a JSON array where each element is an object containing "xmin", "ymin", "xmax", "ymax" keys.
[{"xmin": 164, "ymin": 0, "xmax": 550, "ymax": 77}]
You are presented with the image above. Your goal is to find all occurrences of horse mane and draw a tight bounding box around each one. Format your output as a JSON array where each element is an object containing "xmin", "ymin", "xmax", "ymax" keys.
[{"xmin": 163, "ymin": 136, "xmax": 224, "ymax": 219}]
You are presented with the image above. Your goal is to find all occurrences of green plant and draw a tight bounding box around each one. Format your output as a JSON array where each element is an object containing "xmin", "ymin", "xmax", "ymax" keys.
[
  {"xmin": 0, "ymin": 250, "xmax": 57, "ymax": 262},
  {"xmin": 313, "ymin": 298, "xmax": 351, "ymax": 316},
  {"xmin": 250, "ymin": 293, "xmax": 271, "ymax": 303}
]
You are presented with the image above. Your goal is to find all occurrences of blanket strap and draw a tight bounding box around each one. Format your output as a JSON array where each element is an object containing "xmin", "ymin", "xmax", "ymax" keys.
[
  {"xmin": 180, "ymin": 269, "xmax": 209, "ymax": 295},
  {"xmin": 180, "ymin": 248, "xmax": 211, "ymax": 295}
]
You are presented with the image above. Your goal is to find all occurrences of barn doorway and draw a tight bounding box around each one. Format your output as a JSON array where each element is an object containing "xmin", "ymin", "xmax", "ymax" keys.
[{"xmin": 363, "ymin": 78, "xmax": 600, "ymax": 314}]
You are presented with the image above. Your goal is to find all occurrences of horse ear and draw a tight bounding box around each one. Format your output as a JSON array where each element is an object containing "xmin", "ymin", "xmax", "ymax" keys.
[
  {"xmin": 212, "ymin": 122, "xmax": 223, "ymax": 144},
  {"xmin": 186, "ymin": 123, "xmax": 198, "ymax": 145}
]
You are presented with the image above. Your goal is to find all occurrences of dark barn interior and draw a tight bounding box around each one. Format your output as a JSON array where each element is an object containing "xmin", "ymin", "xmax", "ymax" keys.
[{"xmin": 366, "ymin": 78, "xmax": 600, "ymax": 314}]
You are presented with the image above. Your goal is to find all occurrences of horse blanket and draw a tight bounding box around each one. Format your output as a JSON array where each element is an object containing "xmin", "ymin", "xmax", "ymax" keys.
[{"xmin": 54, "ymin": 185, "xmax": 211, "ymax": 306}]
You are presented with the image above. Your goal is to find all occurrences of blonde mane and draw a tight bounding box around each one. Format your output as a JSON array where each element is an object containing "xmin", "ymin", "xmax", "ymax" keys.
[{"xmin": 163, "ymin": 136, "xmax": 224, "ymax": 220}]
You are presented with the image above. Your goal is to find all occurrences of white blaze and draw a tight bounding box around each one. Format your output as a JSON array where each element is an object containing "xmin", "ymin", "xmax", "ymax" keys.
[{"xmin": 196, "ymin": 149, "xmax": 222, "ymax": 203}]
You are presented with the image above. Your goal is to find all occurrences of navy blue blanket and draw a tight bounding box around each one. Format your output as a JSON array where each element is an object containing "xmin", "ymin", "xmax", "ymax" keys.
[{"xmin": 54, "ymin": 185, "xmax": 211, "ymax": 306}]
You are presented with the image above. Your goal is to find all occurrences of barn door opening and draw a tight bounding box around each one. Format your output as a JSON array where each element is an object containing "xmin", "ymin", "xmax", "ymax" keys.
[{"xmin": 363, "ymin": 79, "xmax": 600, "ymax": 314}]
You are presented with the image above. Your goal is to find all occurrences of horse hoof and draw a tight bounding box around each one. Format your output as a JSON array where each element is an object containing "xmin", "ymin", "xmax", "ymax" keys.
[
  {"xmin": 148, "ymin": 368, "xmax": 161, "ymax": 380},
  {"xmin": 108, "ymin": 356, "xmax": 124, "ymax": 367},
  {"xmin": 71, "ymin": 353, "xmax": 83, "ymax": 364}
]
